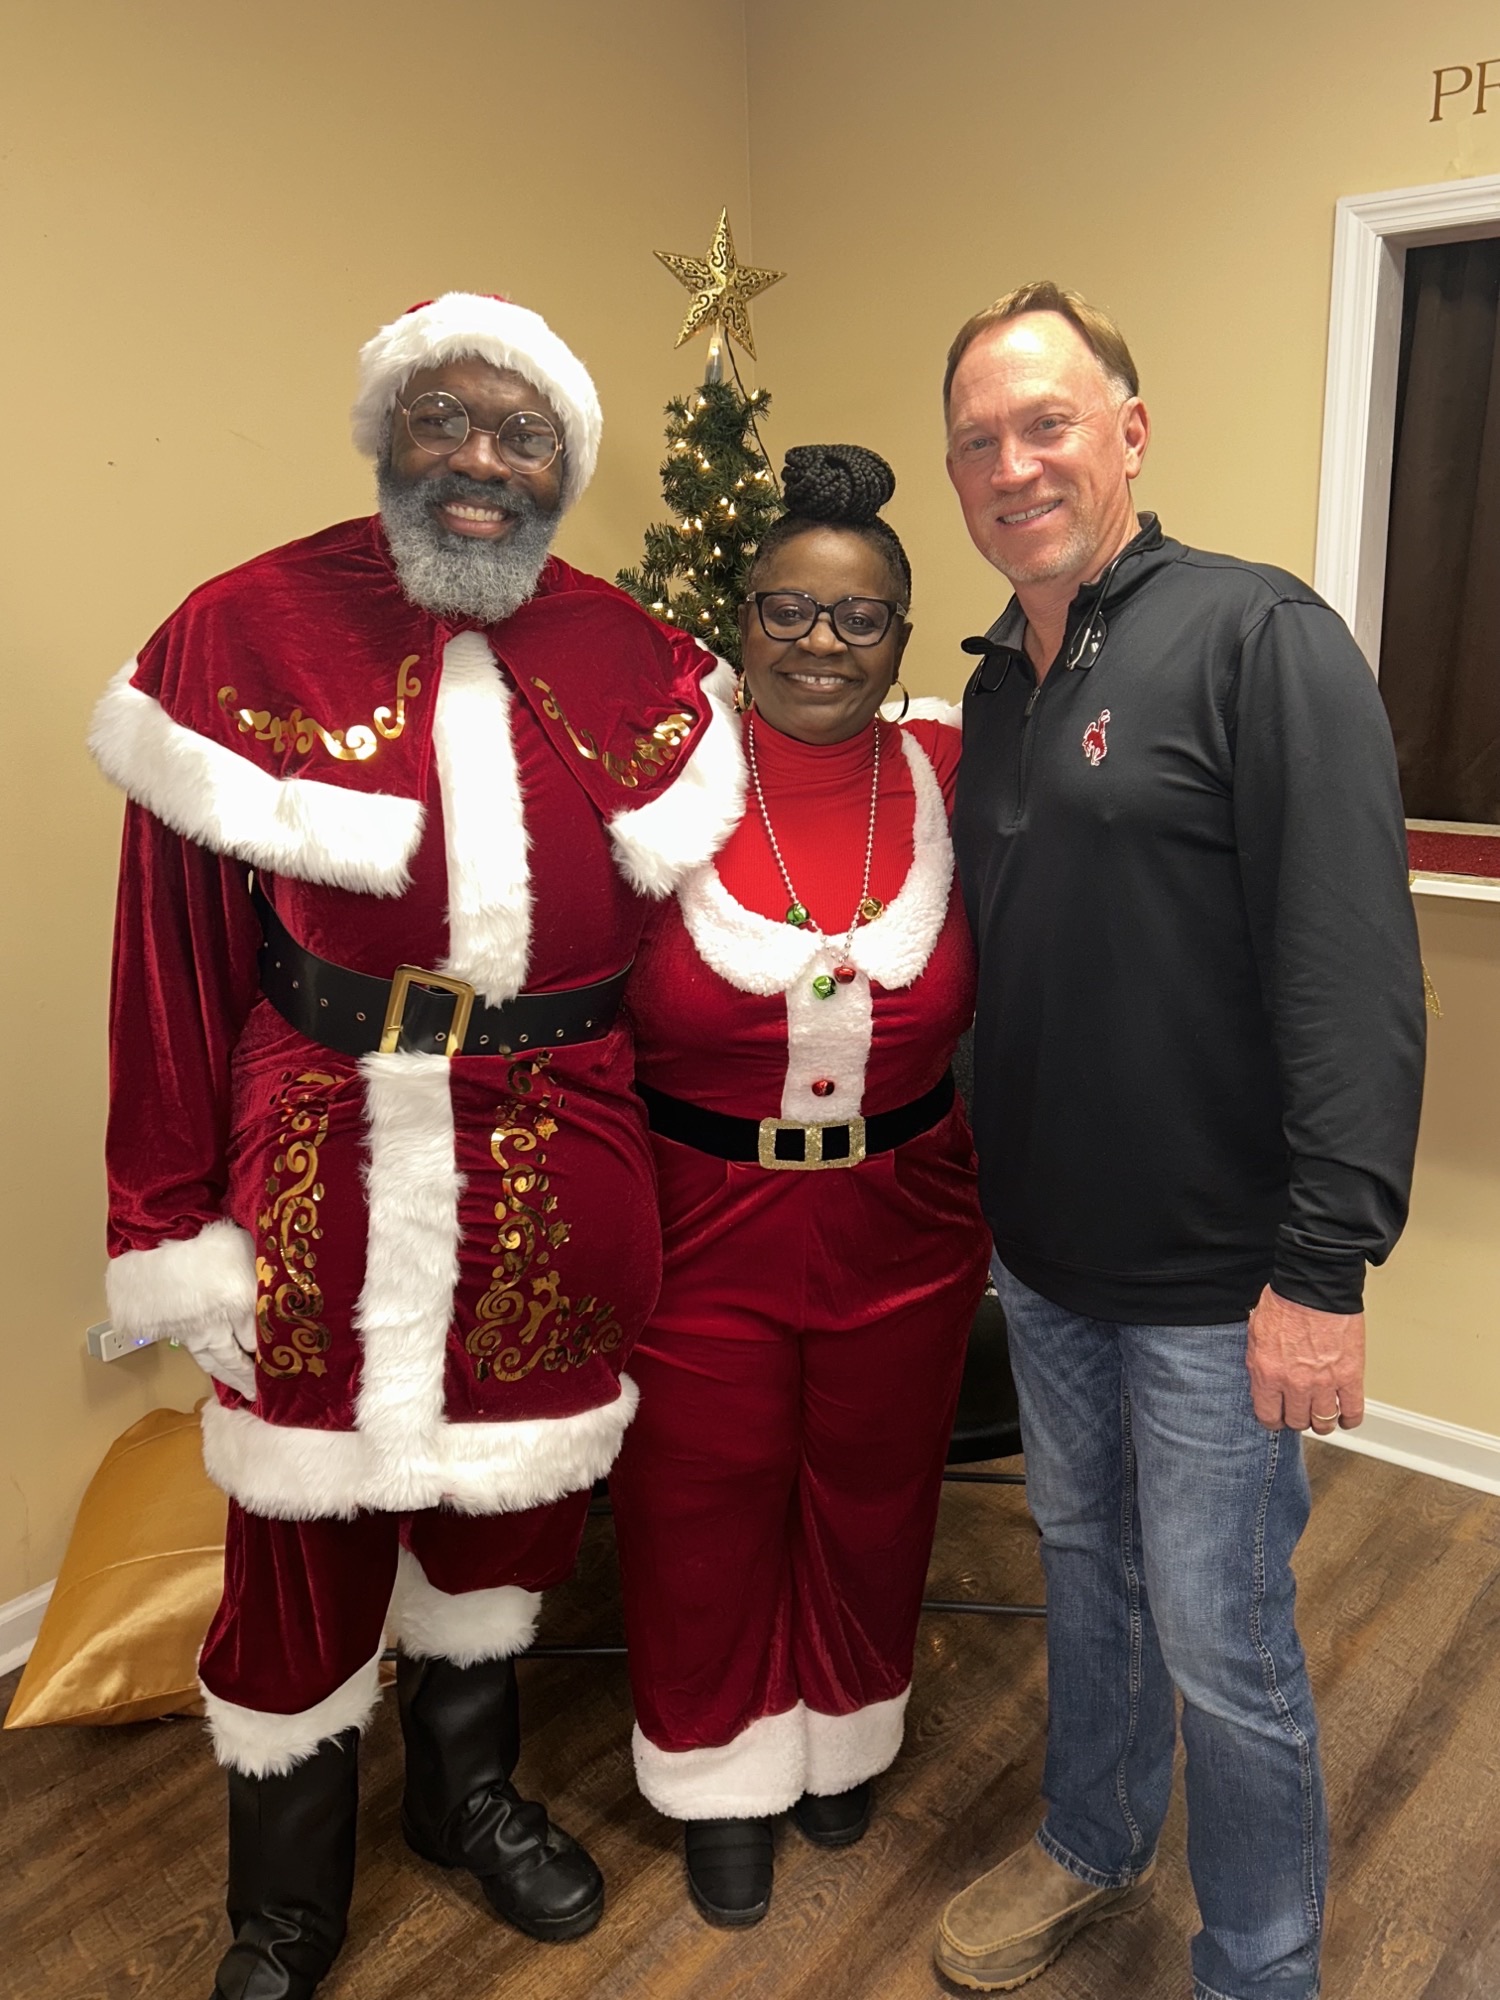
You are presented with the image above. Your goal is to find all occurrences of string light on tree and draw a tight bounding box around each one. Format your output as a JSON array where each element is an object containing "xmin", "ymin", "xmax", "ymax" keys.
[{"xmin": 617, "ymin": 208, "xmax": 784, "ymax": 667}]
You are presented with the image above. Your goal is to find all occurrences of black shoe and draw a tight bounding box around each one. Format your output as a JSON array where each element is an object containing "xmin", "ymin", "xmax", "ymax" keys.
[
  {"xmin": 793, "ymin": 1781, "xmax": 872, "ymax": 1848},
  {"xmin": 210, "ymin": 1729, "xmax": 359, "ymax": 2000},
  {"xmin": 396, "ymin": 1652, "xmax": 603, "ymax": 1943},
  {"xmin": 683, "ymin": 1818, "xmax": 774, "ymax": 1927}
]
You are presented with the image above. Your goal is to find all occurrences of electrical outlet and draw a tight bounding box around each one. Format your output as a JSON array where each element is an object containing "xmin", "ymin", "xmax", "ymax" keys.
[{"xmin": 86, "ymin": 1320, "xmax": 163, "ymax": 1363}]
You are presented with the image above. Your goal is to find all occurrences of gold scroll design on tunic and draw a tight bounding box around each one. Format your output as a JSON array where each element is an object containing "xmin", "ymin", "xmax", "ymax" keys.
[
  {"xmin": 217, "ymin": 654, "xmax": 422, "ymax": 763},
  {"xmin": 254, "ymin": 1070, "xmax": 339, "ymax": 1376},
  {"xmin": 530, "ymin": 678, "xmax": 695, "ymax": 791},
  {"xmin": 467, "ymin": 1055, "xmax": 625, "ymax": 1383}
]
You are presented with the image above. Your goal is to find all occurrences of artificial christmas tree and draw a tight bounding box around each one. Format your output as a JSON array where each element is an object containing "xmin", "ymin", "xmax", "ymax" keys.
[{"xmin": 617, "ymin": 209, "xmax": 784, "ymax": 666}]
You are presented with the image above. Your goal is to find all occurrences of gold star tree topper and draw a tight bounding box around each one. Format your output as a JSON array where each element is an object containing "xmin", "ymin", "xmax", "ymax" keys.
[{"xmin": 654, "ymin": 208, "xmax": 785, "ymax": 361}]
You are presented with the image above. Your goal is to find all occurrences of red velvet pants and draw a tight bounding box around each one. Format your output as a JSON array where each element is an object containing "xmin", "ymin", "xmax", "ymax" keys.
[
  {"xmin": 610, "ymin": 1115, "xmax": 987, "ymax": 1819},
  {"xmin": 197, "ymin": 1489, "xmax": 590, "ymax": 1776}
]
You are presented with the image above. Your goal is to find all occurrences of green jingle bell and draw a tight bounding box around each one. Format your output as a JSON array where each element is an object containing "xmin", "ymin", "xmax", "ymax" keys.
[
  {"xmin": 811, "ymin": 974, "xmax": 836, "ymax": 999},
  {"xmin": 785, "ymin": 901, "xmax": 810, "ymax": 927}
]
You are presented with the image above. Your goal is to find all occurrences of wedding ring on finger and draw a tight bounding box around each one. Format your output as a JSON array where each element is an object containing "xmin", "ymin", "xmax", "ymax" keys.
[{"xmin": 1310, "ymin": 1408, "xmax": 1339, "ymax": 1430}]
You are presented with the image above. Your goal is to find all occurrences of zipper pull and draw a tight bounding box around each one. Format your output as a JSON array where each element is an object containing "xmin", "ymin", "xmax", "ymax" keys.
[{"xmin": 1023, "ymin": 684, "xmax": 1041, "ymax": 718}]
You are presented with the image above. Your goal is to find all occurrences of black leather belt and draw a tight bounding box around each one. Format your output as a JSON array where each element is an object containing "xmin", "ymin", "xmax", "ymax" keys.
[
  {"xmin": 252, "ymin": 881, "xmax": 628, "ymax": 1060},
  {"xmin": 637, "ymin": 1072, "xmax": 955, "ymax": 1172}
]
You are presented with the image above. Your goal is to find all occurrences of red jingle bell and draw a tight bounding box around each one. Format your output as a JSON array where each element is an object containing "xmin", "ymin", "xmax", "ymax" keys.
[
  {"xmin": 832, "ymin": 964, "xmax": 857, "ymax": 984},
  {"xmin": 811, "ymin": 1078, "xmax": 836, "ymax": 1098}
]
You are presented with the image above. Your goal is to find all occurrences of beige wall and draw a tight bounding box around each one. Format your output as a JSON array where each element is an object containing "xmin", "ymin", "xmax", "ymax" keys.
[
  {"xmin": 744, "ymin": 0, "xmax": 1500, "ymax": 1432},
  {"xmin": 0, "ymin": 0, "xmax": 752, "ymax": 1604},
  {"xmin": 4, "ymin": 0, "xmax": 1499, "ymax": 1608}
]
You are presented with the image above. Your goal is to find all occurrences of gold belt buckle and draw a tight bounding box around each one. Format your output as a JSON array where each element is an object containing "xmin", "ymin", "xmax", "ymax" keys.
[
  {"xmin": 379, "ymin": 966, "xmax": 476, "ymax": 1059},
  {"xmin": 756, "ymin": 1114, "xmax": 867, "ymax": 1171}
]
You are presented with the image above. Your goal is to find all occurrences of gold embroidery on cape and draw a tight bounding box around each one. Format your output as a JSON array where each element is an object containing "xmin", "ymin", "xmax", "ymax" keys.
[
  {"xmin": 218, "ymin": 654, "xmax": 422, "ymax": 763},
  {"xmin": 255, "ymin": 1070, "xmax": 339, "ymax": 1376},
  {"xmin": 529, "ymin": 677, "xmax": 694, "ymax": 791},
  {"xmin": 467, "ymin": 1054, "xmax": 625, "ymax": 1382}
]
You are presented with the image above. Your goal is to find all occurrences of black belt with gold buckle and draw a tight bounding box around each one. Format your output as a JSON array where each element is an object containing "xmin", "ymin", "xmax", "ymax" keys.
[
  {"xmin": 637, "ymin": 1072, "xmax": 955, "ymax": 1172},
  {"xmin": 252, "ymin": 880, "xmax": 628, "ymax": 1060}
]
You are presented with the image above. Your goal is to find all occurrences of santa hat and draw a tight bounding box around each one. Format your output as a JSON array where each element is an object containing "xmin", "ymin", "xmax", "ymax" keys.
[{"xmin": 352, "ymin": 292, "xmax": 602, "ymax": 508}]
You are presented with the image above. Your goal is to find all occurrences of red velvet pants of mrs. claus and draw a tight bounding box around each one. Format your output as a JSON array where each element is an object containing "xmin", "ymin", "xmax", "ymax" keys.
[
  {"xmin": 198, "ymin": 1491, "xmax": 590, "ymax": 1777},
  {"xmin": 610, "ymin": 1116, "xmax": 988, "ymax": 1820}
]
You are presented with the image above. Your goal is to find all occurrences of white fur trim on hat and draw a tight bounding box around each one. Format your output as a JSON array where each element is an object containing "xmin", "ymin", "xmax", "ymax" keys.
[{"xmin": 352, "ymin": 292, "xmax": 602, "ymax": 508}]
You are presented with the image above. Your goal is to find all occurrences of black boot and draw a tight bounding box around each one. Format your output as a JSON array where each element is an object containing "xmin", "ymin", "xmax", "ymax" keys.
[
  {"xmin": 793, "ymin": 1780, "xmax": 872, "ymax": 1847},
  {"xmin": 683, "ymin": 1818, "xmax": 774, "ymax": 1927},
  {"xmin": 396, "ymin": 1652, "xmax": 604, "ymax": 1942},
  {"xmin": 209, "ymin": 1729, "xmax": 359, "ymax": 2000}
]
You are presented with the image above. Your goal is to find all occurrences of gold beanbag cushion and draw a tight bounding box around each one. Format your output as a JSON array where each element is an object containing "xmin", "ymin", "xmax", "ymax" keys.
[{"xmin": 5, "ymin": 1405, "xmax": 226, "ymax": 1728}]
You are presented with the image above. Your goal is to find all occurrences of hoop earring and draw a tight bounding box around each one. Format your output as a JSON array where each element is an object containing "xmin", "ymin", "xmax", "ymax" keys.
[
  {"xmin": 734, "ymin": 674, "xmax": 754, "ymax": 715},
  {"xmin": 889, "ymin": 678, "xmax": 910, "ymax": 722}
]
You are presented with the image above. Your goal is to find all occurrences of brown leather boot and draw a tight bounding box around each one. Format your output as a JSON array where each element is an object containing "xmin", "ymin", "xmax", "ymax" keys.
[{"xmin": 934, "ymin": 1839, "xmax": 1156, "ymax": 1992}]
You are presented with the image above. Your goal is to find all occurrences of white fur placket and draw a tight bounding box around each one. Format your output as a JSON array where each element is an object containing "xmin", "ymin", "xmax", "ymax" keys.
[
  {"xmin": 432, "ymin": 631, "xmax": 533, "ymax": 1003},
  {"xmin": 676, "ymin": 728, "xmax": 955, "ymax": 1122}
]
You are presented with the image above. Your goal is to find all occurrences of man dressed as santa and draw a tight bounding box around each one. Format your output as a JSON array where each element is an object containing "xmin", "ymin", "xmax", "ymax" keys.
[{"xmin": 90, "ymin": 292, "xmax": 740, "ymax": 1999}]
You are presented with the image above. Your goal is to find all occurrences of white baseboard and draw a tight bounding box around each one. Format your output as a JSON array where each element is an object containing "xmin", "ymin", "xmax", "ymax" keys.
[
  {"xmin": 0, "ymin": 1581, "xmax": 55, "ymax": 1677},
  {"xmin": 1314, "ymin": 1397, "xmax": 1500, "ymax": 1497}
]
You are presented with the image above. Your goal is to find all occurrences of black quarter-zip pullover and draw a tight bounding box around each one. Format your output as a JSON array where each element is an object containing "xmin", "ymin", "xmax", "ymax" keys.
[{"xmin": 954, "ymin": 516, "xmax": 1426, "ymax": 1323}]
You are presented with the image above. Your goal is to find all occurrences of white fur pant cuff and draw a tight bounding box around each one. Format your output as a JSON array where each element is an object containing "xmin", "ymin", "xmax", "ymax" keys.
[
  {"xmin": 386, "ymin": 1546, "xmax": 540, "ymax": 1665},
  {"xmin": 632, "ymin": 1687, "xmax": 910, "ymax": 1820},
  {"xmin": 201, "ymin": 1649, "xmax": 382, "ymax": 1778}
]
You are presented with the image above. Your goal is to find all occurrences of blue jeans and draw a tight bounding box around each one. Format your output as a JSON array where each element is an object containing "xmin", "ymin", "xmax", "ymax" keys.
[{"xmin": 992, "ymin": 1258, "xmax": 1326, "ymax": 2000}]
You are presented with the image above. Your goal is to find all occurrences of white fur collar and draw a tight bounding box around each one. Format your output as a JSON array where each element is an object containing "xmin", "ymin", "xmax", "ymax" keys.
[{"xmin": 677, "ymin": 728, "xmax": 953, "ymax": 998}]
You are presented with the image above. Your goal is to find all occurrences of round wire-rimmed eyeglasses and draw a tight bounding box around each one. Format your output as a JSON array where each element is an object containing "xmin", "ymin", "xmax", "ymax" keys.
[
  {"xmin": 397, "ymin": 391, "xmax": 563, "ymax": 475},
  {"xmin": 748, "ymin": 591, "xmax": 906, "ymax": 647}
]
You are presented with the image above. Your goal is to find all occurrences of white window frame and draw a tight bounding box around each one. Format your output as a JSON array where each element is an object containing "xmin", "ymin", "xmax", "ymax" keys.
[{"xmin": 1314, "ymin": 172, "xmax": 1500, "ymax": 904}]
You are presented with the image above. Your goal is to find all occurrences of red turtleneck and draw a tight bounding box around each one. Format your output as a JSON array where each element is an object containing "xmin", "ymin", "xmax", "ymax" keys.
[{"xmin": 719, "ymin": 712, "xmax": 957, "ymax": 927}]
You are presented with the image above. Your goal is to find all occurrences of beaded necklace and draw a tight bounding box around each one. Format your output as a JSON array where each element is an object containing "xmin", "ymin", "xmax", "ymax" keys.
[{"xmin": 745, "ymin": 712, "xmax": 885, "ymax": 999}]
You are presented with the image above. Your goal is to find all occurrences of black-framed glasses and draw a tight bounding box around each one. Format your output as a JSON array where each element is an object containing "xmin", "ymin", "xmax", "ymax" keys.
[
  {"xmin": 749, "ymin": 591, "xmax": 905, "ymax": 647},
  {"xmin": 397, "ymin": 392, "xmax": 563, "ymax": 474}
]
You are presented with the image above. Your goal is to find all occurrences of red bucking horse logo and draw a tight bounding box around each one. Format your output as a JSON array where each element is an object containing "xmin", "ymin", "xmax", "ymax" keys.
[{"xmin": 1081, "ymin": 709, "xmax": 1111, "ymax": 766}]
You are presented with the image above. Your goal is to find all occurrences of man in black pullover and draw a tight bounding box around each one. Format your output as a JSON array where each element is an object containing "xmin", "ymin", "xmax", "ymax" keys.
[{"xmin": 932, "ymin": 283, "xmax": 1425, "ymax": 2000}]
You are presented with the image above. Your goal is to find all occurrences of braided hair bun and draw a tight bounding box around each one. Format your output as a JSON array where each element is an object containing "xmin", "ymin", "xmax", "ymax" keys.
[{"xmin": 780, "ymin": 444, "xmax": 895, "ymax": 526}]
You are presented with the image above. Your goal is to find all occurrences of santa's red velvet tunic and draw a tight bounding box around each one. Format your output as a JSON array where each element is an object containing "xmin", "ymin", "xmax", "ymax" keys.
[
  {"xmin": 91, "ymin": 516, "xmax": 740, "ymax": 1769},
  {"xmin": 610, "ymin": 707, "xmax": 991, "ymax": 1818}
]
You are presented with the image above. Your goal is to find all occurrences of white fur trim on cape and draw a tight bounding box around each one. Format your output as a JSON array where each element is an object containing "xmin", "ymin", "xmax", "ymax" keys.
[
  {"xmin": 432, "ymin": 633, "xmax": 532, "ymax": 1004},
  {"xmin": 388, "ymin": 1548, "xmax": 540, "ymax": 1666},
  {"xmin": 200, "ymin": 1380, "xmax": 637, "ymax": 1519},
  {"xmin": 804, "ymin": 1689, "xmax": 909, "ymax": 1795},
  {"xmin": 675, "ymin": 730, "xmax": 954, "ymax": 1120},
  {"xmin": 202, "ymin": 1650, "xmax": 382, "ymax": 1777},
  {"xmin": 105, "ymin": 1217, "xmax": 256, "ymax": 1339},
  {"xmin": 89, "ymin": 663, "xmax": 424, "ymax": 895},
  {"xmin": 352, "ymin": 292, "xmax": 601, "ymax": 508},
  {"xmin": 632, "ymin": 1705, "xmax": 807, "ymax": 1820},
  {"xmin": 609, "ymin": 656, "xmax": 745, "ymax": 897}
]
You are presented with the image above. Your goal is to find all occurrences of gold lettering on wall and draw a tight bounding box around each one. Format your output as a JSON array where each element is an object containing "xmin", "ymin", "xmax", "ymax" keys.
[{"xmin": 1431, "ymin": 59, "xmax": 1500, "ymax": 120}]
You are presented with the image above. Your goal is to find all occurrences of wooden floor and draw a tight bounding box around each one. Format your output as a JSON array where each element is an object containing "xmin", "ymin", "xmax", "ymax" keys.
[{"xmin": 5, "ymin": 1445, "xmax": 1500, "ymax": 2000}]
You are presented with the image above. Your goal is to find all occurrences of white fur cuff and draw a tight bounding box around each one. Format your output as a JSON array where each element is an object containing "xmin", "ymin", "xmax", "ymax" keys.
[
  {"xmin": 388, "ymin": 1547, "xmax": 540, "ymax": 1665},
  {"xmin": 105, "ymin": 1218, "xmax": 257, "ymax": 1340},
  {"xmin": 804, "ymin": 1689, "xmax": 909, "ymax": 1796},
  {"xmin": 201, "ymin": 1649, "xmax": 382, "ymax": 1777},
  {"xmin": 632, "ymin": 1706, "xmax": 807, "ymax": 1820}
]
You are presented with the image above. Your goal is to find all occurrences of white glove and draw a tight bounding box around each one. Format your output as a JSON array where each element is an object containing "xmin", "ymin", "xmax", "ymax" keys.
[{"xmin": 175, "ymin": 1303, "xmax": 257, "ymax": 1400}]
